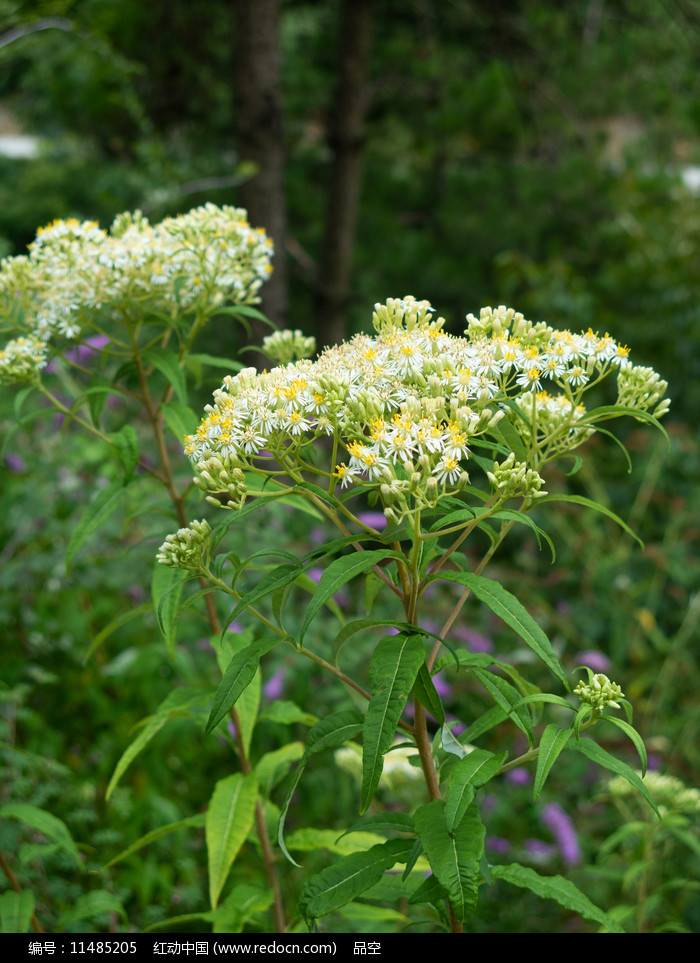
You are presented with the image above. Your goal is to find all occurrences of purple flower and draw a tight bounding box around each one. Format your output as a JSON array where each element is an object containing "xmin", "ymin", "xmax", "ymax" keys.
[
  {"xmin": 525, "ymin": 838, "xmax": 557, "ymax": 860},
  {"xmin": 574, "ymin": 650, "xmax": 611, "ymax": 674},
  {"xmin": 356, "ymin": 511, "xmax": 387, "ymax": 530},
  {"xmin": 227, "ymin": 620, "xmax": 245, "ymax": 634},
  {"xmin": 45, "ymin": 334, "xmax": 110, "ymax": 373},
  {"xmin": 486, "ymin": 837, "xmax": 511, "ymax": 853},
  {"xmin": 431, "ymin": 672, "xmax": 452, "ymax": 699},
  {"xmin": 263, "ymin": 668, "xmax": 285, "ymax": 701},
  {"xmin": 4, "ymin": 453, "xmax": 27, "ymax": 473},
  {"xmin": 506, "ymin": 767, "xmax": 531, "ymax": 786},
  {"xmin": 647, "ymin": 753, "xmax": 662, "ymax": 772},
  {"xmin": 453, "ymin": 625, "xmax": 493, "ymax": 654},
  {"xmin": 541, "ymin": 802, "xmax": 581, "ymax": 866}
]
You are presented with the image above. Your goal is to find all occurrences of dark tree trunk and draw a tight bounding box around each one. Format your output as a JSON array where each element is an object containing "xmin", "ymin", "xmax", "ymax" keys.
[
  {"xmin": 232, "ymin": 0, "xmax": 287, "ymax": 351},
  {"xmin": 316, "ymin": 0, "xmax": 374, "ymax": 350}
]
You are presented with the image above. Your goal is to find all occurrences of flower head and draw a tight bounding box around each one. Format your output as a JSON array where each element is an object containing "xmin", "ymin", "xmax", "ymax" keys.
[
  {"xmin": 156, "ymin": 519, "xmax": 212, "ymax": 571},
  {"xmin": 574, "ymin": 671, "xmax": 624, "ymax": 710},
  {"xmin": 0, "ymin": 204, "xmax": 273, "ymax": 354},
  {"xmin": 185, "ymin": 298, "xmax": 668, "ymax": 526}
]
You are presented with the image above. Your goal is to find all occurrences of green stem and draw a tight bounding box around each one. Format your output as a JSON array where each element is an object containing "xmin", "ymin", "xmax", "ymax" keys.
[
  {"xmin": 229, "ymin": 705, "xmax": 287, "ymax": 933},
  {"xmin": 124, "ymin": 319, "xmax": 291, "ymax": 929},
  {"xmin": 495, "ymin": 714, "xmax": 597, "ymax": 777},
  {"xmin": 428, "ymin": 518, "xmax": 515, "ymax": 671},
  {"xmin": 278, "ymin": 461, "xmax": 406, "ymax": 601},
  {"xmin": 426, "ymin": 496, "xmax": 499, "ymax": 578},
  {"xmin": 413, "ymin": 698, "xmax": 440, "ymax": 800},
  {"xmin": 37, "ymin": 384, "xmax": 165, "ymax": 482}
]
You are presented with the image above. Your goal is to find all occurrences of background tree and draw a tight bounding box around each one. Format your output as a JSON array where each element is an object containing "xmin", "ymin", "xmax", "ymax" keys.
[
  {"xmin": 232, "ymin": 0, "xmax": 288, "ymax": 337},
  {"xmin": 315, "ymin": 0, "xmax": 374, "ymax": 350}
]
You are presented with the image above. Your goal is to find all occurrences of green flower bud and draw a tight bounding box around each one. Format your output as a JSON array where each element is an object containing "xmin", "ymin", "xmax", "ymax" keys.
[
  {"xmin": 156, "ymin": 519, "xmax": 212, "ymax": 570},
  {"xmin": 574, "ymin": 672, "xmax": 624, "ymax": 710}
]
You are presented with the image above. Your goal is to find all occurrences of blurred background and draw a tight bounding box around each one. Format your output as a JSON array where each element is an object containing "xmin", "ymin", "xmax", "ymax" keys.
[{"xmin": 1, "ymin": 0, "xmax": 699, "ymax": 933}]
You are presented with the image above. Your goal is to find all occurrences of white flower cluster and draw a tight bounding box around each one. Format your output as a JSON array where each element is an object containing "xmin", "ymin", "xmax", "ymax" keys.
[
  {"xmin": 608, "ymin": 771, "xmax": 700, "ymax": 813},
  {"xmin": 186, "ymin": 297, "xmax": 665, "ymax": 521},
  {"xmin": 0, "ymin": 205, "xmax": 274, "ymax": 379},
  {"xmin": 0, "ymin": 335, "xmax": 49, "ymax": 384},
  {"xmin": 335, "ymin": 742, "xmax": 423, "ymax": 793}
]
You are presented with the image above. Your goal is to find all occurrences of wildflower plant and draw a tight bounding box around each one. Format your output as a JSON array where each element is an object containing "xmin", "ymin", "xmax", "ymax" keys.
[
  {"xmin": 0, "ymin": 207, "xmax": 672, "ymax": 934},
  {"xmin": 597, "ymin": 771, "xmax": 700, "ymax": 931}
]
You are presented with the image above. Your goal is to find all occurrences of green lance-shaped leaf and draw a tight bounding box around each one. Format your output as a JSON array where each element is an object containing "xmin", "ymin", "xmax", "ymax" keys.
[
  {"xmin": 414, "ymin": 799, "xmax": 485, "ymax": 923},
  {"xmin": 583, "ymin": 403, "xmax": 669, "ymax": 440},
  {"xmin": 491, "ymin": 508, "xmax": 556, "ymax": 562},
  {"xmin": 83, "ymin": 378, "xmax": 113, "ymax": 427},
  {"xmin": 184, "ymin": 352, "xmax": 244, "ymax": 375},
  {"xmin": 213, "ymin": 883, "xmax": 274, "ymax": 935},
  {"xmin": 339, "ymin": 812, "xmax": 415, "ymax": 841},
  {"xmin": 0, "ymin": 803, "xmax": 82, "ymax": 868},
  {"xmin": 408, "ymin": 873, "xmax": 448, "ymax": 908},
  {"xmin": 206, "ymin": 772, "xmax": 258, "ymax": 911},
  {"xmin": 471, "ymin": 668, "xmax": 534, "ymax": 747},
  {"xmin": 58, "ymin": 890, "xmax": 127, "ymax": 928},
  {"xmin": 141, "ymin": 346, "xmax": 188, "ymax": 406},
  {"xmin": 361, "ymin": 634, "xmax": 425, "ymax": 814},
  {"xmin": 572, "ymin": 738, "xmax": 660, "ymax": 818},
  {"xmin": 435, "ymin": 571, "xmax": 569, "ymax": 690},
  {"xmin": 99, "ymin": 814, "xmax": 207, "ymax": 870},
  {"xmin": 110, "ymin": 424, "xmax": 139, "ymax": 482},
  {"xmin": 255, "ymin": 742, "xmax": 305, "ymax": 799},
  {"xmin": 227, "ymin": 563, "xmax": 304, "ymax": 624},
  {"xmin": 490, "ymin": 863, "xmax": 625, "ymax": 933},
  {"xmin": 412, "ymin": 662, "xmax": 445, "ymax": 726},
  {"xmin": 459, "ymin": 705, "xmax": 509, "ymax": 744},
  {"xmin": 535, "ymin": 493, "xmax": 643, "ymax": 547},
  {"xmin": 107, "ymin": 687, "xmax": 211, "ymax": 799},
  {"xmin": 83, "ymin": 602, "xmax": 153, "ymax": 664},
  {"xmin": 258, "ymin": 700, "xmax": 317, "ymax": 727},
  {"xmin": 299, "ymin": 549, "xmax": 401, "ymax": 643},
  {"xmin": 596, "ymin": 715, "xmax": 648, "ymax": 776},
  {"xmin": 66, "ymin": 481, "xmax": 129, "ymax": 577},
  {"xmin": 441, "ymin": 724, "xmax": 472, "ymax": 759},
  {"xmin": 306, "ymin": 709, "xmax": 365, "ymax": 755},
  {"xmin": 152, "ymin": 563, "xmax": 192, "ymax": 657},
  {"xmin": 278, "ymin": 710, "xmax": 363, "ymax": 867},
  {"xmin": 236, "ymin": 664, "xmax": 261, "ymax": 760},
  {"xmin": 332, "ymin": 617, "xmax": 444, "ymax": 664},
  {"xmin": 533, "ymin": 725, "xmax": 573, "ymax": 801},
  {"xmin": 299, "ymin": 837, "xmax": 413, "ymax": 921},
  {"xmin": 0, "ymin": 890, "xmax": 35, "ymax": 934},
  {"xmin": 161, "ymin": 400, "xmax": 199, "ymax": 442},
  {"xmin": 492, "ymin": 414, "xmax": 529, "ymax": 462},
  {"xmin": 205, "ymin": 637, "xmax": 281, "ymax": 734},
  {"xmin": 444, "ymin": 750, "xmax": 508, "ymax": 834}
]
